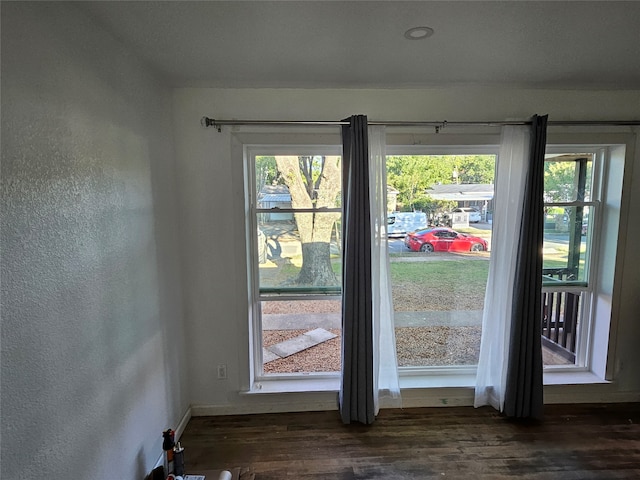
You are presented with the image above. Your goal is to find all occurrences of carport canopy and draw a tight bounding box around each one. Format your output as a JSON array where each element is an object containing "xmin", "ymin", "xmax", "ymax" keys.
[{"xmin": 425, "ymin": 183, "xmax": 494, "ymax": 202}]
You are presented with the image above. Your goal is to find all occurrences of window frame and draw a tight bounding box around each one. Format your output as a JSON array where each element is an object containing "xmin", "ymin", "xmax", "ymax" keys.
[
  {"xmin": 385, "ymin": 141, "xmax": 500, "ymax": 379},
  {"xmin": 386, "ymin": 135, "xmax": 628, "ymax": 384},
  {"xmin": 541, "ymin": 147, "xmax": 603, "ymax": 370},
  {"xmin": 540, "ymin": 139, "xmax": 630, "ymax": 381},
  {"xmin": 237, "ymin": 129, "xmax": 631, "ymax": 393},
  {"xmin": 245, "ymin": 142, "xmax": 344, "ymax": 386}
]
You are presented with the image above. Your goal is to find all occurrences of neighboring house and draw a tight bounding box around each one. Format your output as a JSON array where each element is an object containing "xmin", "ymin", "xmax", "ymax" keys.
[
  {"xmin": 425, "ymin": 183, "xmax": 494, "ymax": 216},
  {"xmin": 258, "ymin": 185, "xmax": 293, "ymax": 221}
]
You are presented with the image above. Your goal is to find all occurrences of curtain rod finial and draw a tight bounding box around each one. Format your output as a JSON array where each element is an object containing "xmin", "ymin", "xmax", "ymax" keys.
[
  {"xmin": 435, "ymin": 121, "xmax": 447, "ymax": 134},
  {"xmin": 201, "ymin": 116, "xmax": 222, "ymax": 132}
]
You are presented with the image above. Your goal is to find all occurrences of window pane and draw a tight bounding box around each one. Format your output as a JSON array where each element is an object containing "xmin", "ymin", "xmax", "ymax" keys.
[
  {"xmin": 258, "ymin": 212, "xmax": 341, "ymax": 293},
  {"xmin": 542, "ymin": 154, "xmax": 594, "ymax": 287},
  {"xmin": 256, "ymin": 154, "xmax": 342, "ymax": 293},
  {"xmin": 387, "ymin": 154, "xmax": 495, "ymax": 367},
  {"xmin": 254, "ymin": 153, "xmax": 342, "ymax": 377},
  {"xmin": 261, "ymin": 299, "xmax": 341, "ymax": 374},
  {"xmin": 543, "ymin": 206, "xmax": 591, "ymax": 284},
  {"xmin": 542, "ymin": 290, "xmax": 583, "ymax": 367},
  {"xmin": 544, "ymin": 154, "xmax": 594, "ymax": 202},
  {"xmin": 392, "ymin": 258, "xmax": 488, "ymax": 367}
]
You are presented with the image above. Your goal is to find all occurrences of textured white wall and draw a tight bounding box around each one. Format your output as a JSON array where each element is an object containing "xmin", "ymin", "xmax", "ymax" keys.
[
  {"xmin": 173, "ymin": 87, "xmax": 640, "ymax": 411},
  {"xmin": 1, "ymin": 3, "xmax": 187, "ymax": 479}
]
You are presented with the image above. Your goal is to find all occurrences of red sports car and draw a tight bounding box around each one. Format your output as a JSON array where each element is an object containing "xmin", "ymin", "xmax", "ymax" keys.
[{"xmin": 404, "ymin": 227, "xmax": 488, "ymax": 253}]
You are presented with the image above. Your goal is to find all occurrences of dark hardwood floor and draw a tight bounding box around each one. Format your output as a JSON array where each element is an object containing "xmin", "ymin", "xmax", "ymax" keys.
[{"xmin": 180, "ymin": 403, "xmax": 640, "ymax": 479}]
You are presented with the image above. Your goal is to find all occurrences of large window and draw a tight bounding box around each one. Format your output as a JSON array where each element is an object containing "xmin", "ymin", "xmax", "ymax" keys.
[
  {"xmin": 385, "ymin": 153, "xmax": 496, "ymax": 371},
  {"xmin": 248, "ymin": 148, "xmax": 342, "ymax": 380},
  {"xmin": 244, "ymin": 136, "xmax": 627, "ymax": 389}
]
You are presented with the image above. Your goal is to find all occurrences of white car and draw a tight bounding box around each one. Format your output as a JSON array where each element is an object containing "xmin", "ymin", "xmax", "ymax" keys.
[
  {"xmin": 453, "ymin": 207, "xmax": 481, "ymax": 223},
  {"xmin": 387, "ymin": 212, "xmax": 428, "ymax": 237}
]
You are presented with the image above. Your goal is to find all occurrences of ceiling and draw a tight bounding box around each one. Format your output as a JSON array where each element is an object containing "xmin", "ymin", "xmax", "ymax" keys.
[{"xmin": 77, "ymin": 1, "xmax": 640, "ymax": 90}]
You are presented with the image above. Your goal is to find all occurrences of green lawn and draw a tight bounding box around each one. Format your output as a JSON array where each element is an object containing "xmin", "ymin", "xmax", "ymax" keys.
[
  {"xmin": 261, "ymin": 255, "xmax": 490, "ymax": 291},
  {"xmin": 390, "ymin": 259, "xmax": 489, "ymax": 311},
  {"xmin": 390, "ymin": 259, "xmax": 489, "ymax": 288}
]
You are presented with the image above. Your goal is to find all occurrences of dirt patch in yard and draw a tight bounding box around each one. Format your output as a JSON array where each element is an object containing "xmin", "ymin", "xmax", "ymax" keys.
[
  {"xmin": 262, "ymin": 325, "xmax": 482, "ymax": 373},
  {"xmin": 261, "ymin": 281, "xmax": 484, "ymax": 373},
  {"xmin": 395, "ymin": 326, "xmax": 481, "ymax": 366},
  {"xmin": 263, "ymin": 329, "xmax": 342, "ymax": 373},
  {"xmin": 392, "ymin": 281, "xmax": 482, "ymax": 311}
]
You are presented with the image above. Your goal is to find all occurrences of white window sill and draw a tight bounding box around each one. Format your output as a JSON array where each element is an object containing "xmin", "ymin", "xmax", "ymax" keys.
[
  {"xmin": 240, "ymin": 369, "xmax": 609, "ymax": 395},
  {"xmin": 543, "ymin": 369, "xmax": 610, "ymax": 385},
  {"xmin": 242, "ymin": 377, "xmax": 340, "ymax": 394}
]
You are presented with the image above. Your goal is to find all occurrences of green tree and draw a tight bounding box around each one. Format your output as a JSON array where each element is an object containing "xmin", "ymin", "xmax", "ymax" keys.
[
  {"xmin": 387, "ymin": 155, "xmax": 453, "ymax": 211},
  {"xmin": 255, "ymin": 156, "xmax": 278, "ymax": 193},
  {"xmin": 456, "ymin": 155, "xmax": 495, "ymax": 184},
  {"xmin": 387, "ymin": 155, "xmax": 495, "ymax": 212},
  {"xmin": 544, "ymin": 161, "xmax": 581, "ymax": 202}
]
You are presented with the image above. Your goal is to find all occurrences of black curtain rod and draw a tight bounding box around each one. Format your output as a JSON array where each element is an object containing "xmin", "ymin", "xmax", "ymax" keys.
[{"xmin": 201, "ymin": 116, "xmax": 640, "ymax": 132}]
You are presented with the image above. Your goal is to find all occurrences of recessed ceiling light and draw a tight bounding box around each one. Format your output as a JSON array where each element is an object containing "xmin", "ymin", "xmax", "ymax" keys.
[{"xmin": 404, "ymin": 26, "xmax": 435, "ymax": 40}]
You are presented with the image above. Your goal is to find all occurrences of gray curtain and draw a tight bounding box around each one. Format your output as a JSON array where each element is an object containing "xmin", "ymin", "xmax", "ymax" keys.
[
  {"xmin": 339, "ymin": 115, "xmax": 375, "ymax": 424},
  {"xmin": 504, "ymin": 114, "xmax": 548, "ymax": 419}
]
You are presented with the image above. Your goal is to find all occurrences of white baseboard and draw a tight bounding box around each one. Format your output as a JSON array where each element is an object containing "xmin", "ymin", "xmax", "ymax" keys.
[
  {"xmin": 190, "ymin": 388, "xmax": 478, "ymax": 416},
  {"xmin": 175, "ymin": 406, "xmax": 193, "ymax": 439},
  {"xmin": 191, "ymin": 399, "xmax": 338, "ymax": 417},
  {"xmin": 153, "ymin": 406, "xmax": 193, "ymax": 469},
  {"xmin": 544, "ymin": 389, "xmax": 640, "ymax": 404},
  {"xmin": 189, "ymin": 386, "xmax": 639, "ymax": 418}
]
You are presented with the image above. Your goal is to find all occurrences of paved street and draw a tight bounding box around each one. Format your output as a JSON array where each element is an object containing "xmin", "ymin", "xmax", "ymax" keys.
[{"xmin": 261, "ymin": 220, "xmax": 573, "ymax": 261}]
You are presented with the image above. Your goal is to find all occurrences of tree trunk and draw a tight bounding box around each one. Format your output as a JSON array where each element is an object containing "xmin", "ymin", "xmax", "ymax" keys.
[
  {"xmin": 275, "ymin": 155, "xmax": 341, "ymax": 287},
  {"xmin": 293, "ymin": 210, "xmax": 339, "ymax": 286},
  {"xmin": 297, "ymin": 242, "xmax": 338, "ymax": 286}
]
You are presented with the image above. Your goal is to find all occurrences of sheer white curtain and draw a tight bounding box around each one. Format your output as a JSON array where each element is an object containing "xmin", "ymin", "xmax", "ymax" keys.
[
  {"xmin": 474, "ymin": 125, "xmax": 530, "ymax": 411},
  {"xmin": 368, "ymin": 126, "xmax": 401, "ymax": 412}
]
